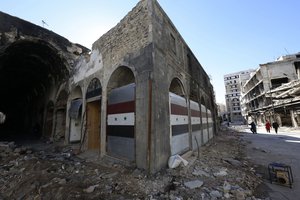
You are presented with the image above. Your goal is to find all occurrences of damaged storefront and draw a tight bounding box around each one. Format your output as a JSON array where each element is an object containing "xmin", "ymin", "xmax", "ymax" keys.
[{"xmin": 0, "ymin": 0, "xmax": 217, "ymax": 172}]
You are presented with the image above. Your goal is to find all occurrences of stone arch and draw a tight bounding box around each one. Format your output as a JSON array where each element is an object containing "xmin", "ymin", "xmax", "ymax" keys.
[
  {"xmin": 169, "ymin": 77, "xmax": 186, "ymax": 97},
  {"xmin": 68, "ymin": 86, "xmax": 83, "ymax": 143},
  {"xmin": 53, "ymin": 90, "xmax": 68, "ymax": 141},
  {"xmin": 85, "ymin": 78, "xmax": 102, "ymax": 150},
  {"xmin": 169, "ymin": 77, "xmax": 189, "ymax": 155},
  {"xmin": 0, "ymin": 39, "xmax": 69, "ymax": 140},
  {"xmin": 106, "ymin": 66, "xmax": 136, "ymax": 161}
]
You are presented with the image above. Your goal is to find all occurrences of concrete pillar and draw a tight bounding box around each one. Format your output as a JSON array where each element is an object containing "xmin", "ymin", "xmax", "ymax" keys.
[
  {"xmin": 276, "ymin": 114, "xmax": 282, "ymax": 127},
  {"xmin": 135, "ymin": 72, "xmax": 151, "ymax": 170},
  {"xmin": 100, "ymin": 88, "xmax": 107, "ymax": 157},
  {"xmin": 290, "ymin": 110, "xmax": 298, "ymax": 128}
]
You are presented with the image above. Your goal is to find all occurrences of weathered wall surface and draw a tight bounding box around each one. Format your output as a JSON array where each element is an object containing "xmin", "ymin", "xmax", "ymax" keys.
[
  {"xmin": 68, "ymin": 0, "xmax": 154, "ymax": 169},
  {"xmin": 92, "ymin": 0, "xmax": 152, "ymax": 72},
  {"xmin": 149, "ymin": 0, "xmax": 217, "ymax": 171}
]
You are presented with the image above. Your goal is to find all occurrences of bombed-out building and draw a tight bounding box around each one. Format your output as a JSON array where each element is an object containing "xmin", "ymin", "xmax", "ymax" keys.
[{"xmin": 0, "ymin": 0, "xmax": 217, "ymax": 172}]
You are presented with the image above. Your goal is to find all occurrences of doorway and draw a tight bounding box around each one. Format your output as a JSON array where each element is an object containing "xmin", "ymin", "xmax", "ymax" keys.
[{"xmin": 87, "ymin": 100, "xmax": 101, "ymax": 150}]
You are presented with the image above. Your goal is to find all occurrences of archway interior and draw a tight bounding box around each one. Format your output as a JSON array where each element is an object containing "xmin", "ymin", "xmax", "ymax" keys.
[
  {"xmin": 0, "ymin": 40, "xmax": 67, "ymax": 141},
  {"xmin": 169, "ymin": 78, "xmax": 185, "ymax": 97}
]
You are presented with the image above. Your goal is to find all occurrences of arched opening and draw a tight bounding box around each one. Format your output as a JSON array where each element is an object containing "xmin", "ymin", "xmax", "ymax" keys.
[
  {"xmin": 169, "ymin": 78, "xmax": 189, "ymax": 155},
  {"xmin": 86, "ymin": 78, "xmax": 102, "ymax": 150},
  {"xmin": 106, "ymin": 66, "xmax": 135, "ymax": 161},
  {"xmin": 53, "ymin": 90, "xmax": 68, "ymax": 141},
  {"xmin": 169, "ymin": 78, "xmax": 185, "ymax": 97},
  {"xmin": 0, "ymin": 40, "xmax": 69, "ymax": 141},
  {"xmin": 69, "ymin": 86, "xmax": 83, "ymax": 143}
]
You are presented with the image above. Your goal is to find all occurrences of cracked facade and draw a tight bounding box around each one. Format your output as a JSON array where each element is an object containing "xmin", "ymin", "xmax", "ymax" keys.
[
  {"xmin": 241, "ymin": 52, "xmax": 300, "ymax": 127},
  {"xmin": 0, "ymin": 0, "xmax": 217, "ymax": 172}
]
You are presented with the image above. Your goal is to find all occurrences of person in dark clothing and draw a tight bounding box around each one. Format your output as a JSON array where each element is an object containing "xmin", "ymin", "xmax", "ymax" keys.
[
  {"xmin": 249, "ymin": 121, "xmax": 257, "ymax": 134},
  {"xmin": 272, "ymin": 121, "xmax": 279, "ymax": 134}
]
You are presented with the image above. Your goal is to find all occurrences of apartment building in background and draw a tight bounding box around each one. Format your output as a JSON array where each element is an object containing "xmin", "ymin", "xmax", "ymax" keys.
[{"xmin": 224, "ymin": 69, "xmax": 255, "ymax": 123}]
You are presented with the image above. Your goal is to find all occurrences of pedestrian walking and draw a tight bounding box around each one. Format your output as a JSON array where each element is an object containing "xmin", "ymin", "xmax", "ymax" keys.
[
  {"xmin": 272, "ymin": 121, "xmax": 279, "ymax": 134},
  {"xmin": 265, "ymin": 120, "xmax": 271, "ymax": 133},
  {"xmin": 249, "ymin": 121, "xmax": 257, "ymax": 134}
]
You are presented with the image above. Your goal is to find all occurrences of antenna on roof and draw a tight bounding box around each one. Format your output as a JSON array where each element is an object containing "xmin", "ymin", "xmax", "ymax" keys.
[
  {"xmin": 42, "ymin": 20, "xmax": 49, "ymax": 28},
  {"xmin": 284, "ymin": 48, "xmax": 289, "ymax": 55}
]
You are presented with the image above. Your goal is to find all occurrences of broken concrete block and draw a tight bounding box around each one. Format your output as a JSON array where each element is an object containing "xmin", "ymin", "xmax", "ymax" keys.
[{"xmin": 184, "ymin": 180, "xmax": 203, "ymax": 189}]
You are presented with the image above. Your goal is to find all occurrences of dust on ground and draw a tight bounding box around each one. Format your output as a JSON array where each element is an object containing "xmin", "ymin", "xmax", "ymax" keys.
[{"xmin": 0, "ymin": 129, "xmax": 266, "ymax": 199}]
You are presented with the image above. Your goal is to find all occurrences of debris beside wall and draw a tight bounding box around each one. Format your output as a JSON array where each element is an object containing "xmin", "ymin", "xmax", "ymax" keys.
[{"xmin": 0, "ymin": 131, "xmax": 264, "ymax": 199}]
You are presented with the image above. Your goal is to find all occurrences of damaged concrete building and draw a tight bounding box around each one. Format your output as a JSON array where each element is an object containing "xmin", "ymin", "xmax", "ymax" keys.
[
  {"xmin": 0, "ymin": 0, "xmax": 217, "ymax": 172},
  {"xmin": 241, "ymin": 52, "xmax": 300, "ymax": 127}
]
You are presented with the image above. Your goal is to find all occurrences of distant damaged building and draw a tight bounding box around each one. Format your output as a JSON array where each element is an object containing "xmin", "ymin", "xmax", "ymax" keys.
[
  {"xmin": 0, "ymin": 0, "xmax": 217, "ymax": 171},
  {"xmin": 241, "ymin": 52, "xmax": 300, "ymax": 127}
]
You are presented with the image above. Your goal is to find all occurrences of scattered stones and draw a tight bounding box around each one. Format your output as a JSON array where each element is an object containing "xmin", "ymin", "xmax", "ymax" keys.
[
  {"xmin": 0, "ymin": 130, "xmax": 263, "ymax": 199},
  {"xmin": 100, "ymin": 171, "xmax": 119, "ymax": 179},
  {"xmin": 83, "ymin": 184, "xmax": 99, "ymax": 193},
  {"xmin": 209, "ymin": 190, "xmax": 222, "ymax": 199},
  {"xmin": 235, "ymin": 190, "xmax": 246, "ymax": 200},
  {"xmin": 213, "ymin": 168, "xmax": 228, "ymax": 177},
  {"xmin": 184, "ymin": 180, "xmax": 204, "ymax": 189},
  {"xmin": 223, "ymin": 157, "xmax": 243, "ymax": 167},
  {"xmin": 192, "ymin": 168, "xmax": 210, "ymax": 177}
]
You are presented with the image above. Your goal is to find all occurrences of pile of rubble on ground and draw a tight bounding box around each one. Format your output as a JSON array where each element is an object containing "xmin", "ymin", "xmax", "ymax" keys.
[{"xmin": 0, "ymin": 130, "xmax": 264, "ymax": 199}]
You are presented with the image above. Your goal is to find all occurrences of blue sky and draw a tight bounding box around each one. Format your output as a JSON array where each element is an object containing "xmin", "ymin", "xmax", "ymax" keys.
[{"xmin": 2, "ymin": 0, "xmax": 300, "ymax": 104}]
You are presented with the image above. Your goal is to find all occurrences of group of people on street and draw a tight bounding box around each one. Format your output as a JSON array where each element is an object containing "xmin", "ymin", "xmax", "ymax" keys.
[
  {"xmin": 265, "ymin": 120, "xmax": 279, "ymax": 134},
  {"xmin": 249, "ymin": 120, "xmax": 279, "ymax": 134}
]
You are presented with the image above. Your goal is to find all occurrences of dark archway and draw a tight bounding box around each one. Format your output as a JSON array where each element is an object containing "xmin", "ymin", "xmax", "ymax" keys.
[{"xmin": 0, "ymin": 40, "xmax": 68, "ymax": 141}]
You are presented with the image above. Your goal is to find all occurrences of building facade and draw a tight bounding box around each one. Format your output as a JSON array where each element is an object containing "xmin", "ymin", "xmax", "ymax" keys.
[
  {"xmin": 0, "ymin": 0, "xmax": 217, "ymax": 172},
  {"xmin": 241, "ymin": 53, "xmax": 300, "ymax": 126},
  {"xmin": 224, "ymin": 70, "xmax": 254, "ymax": 124}
]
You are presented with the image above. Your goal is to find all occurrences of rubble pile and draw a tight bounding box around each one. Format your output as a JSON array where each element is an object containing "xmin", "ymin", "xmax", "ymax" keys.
[{"xmin": 0, "ymin": 131, "xmax": 263, "ymax": 199}]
